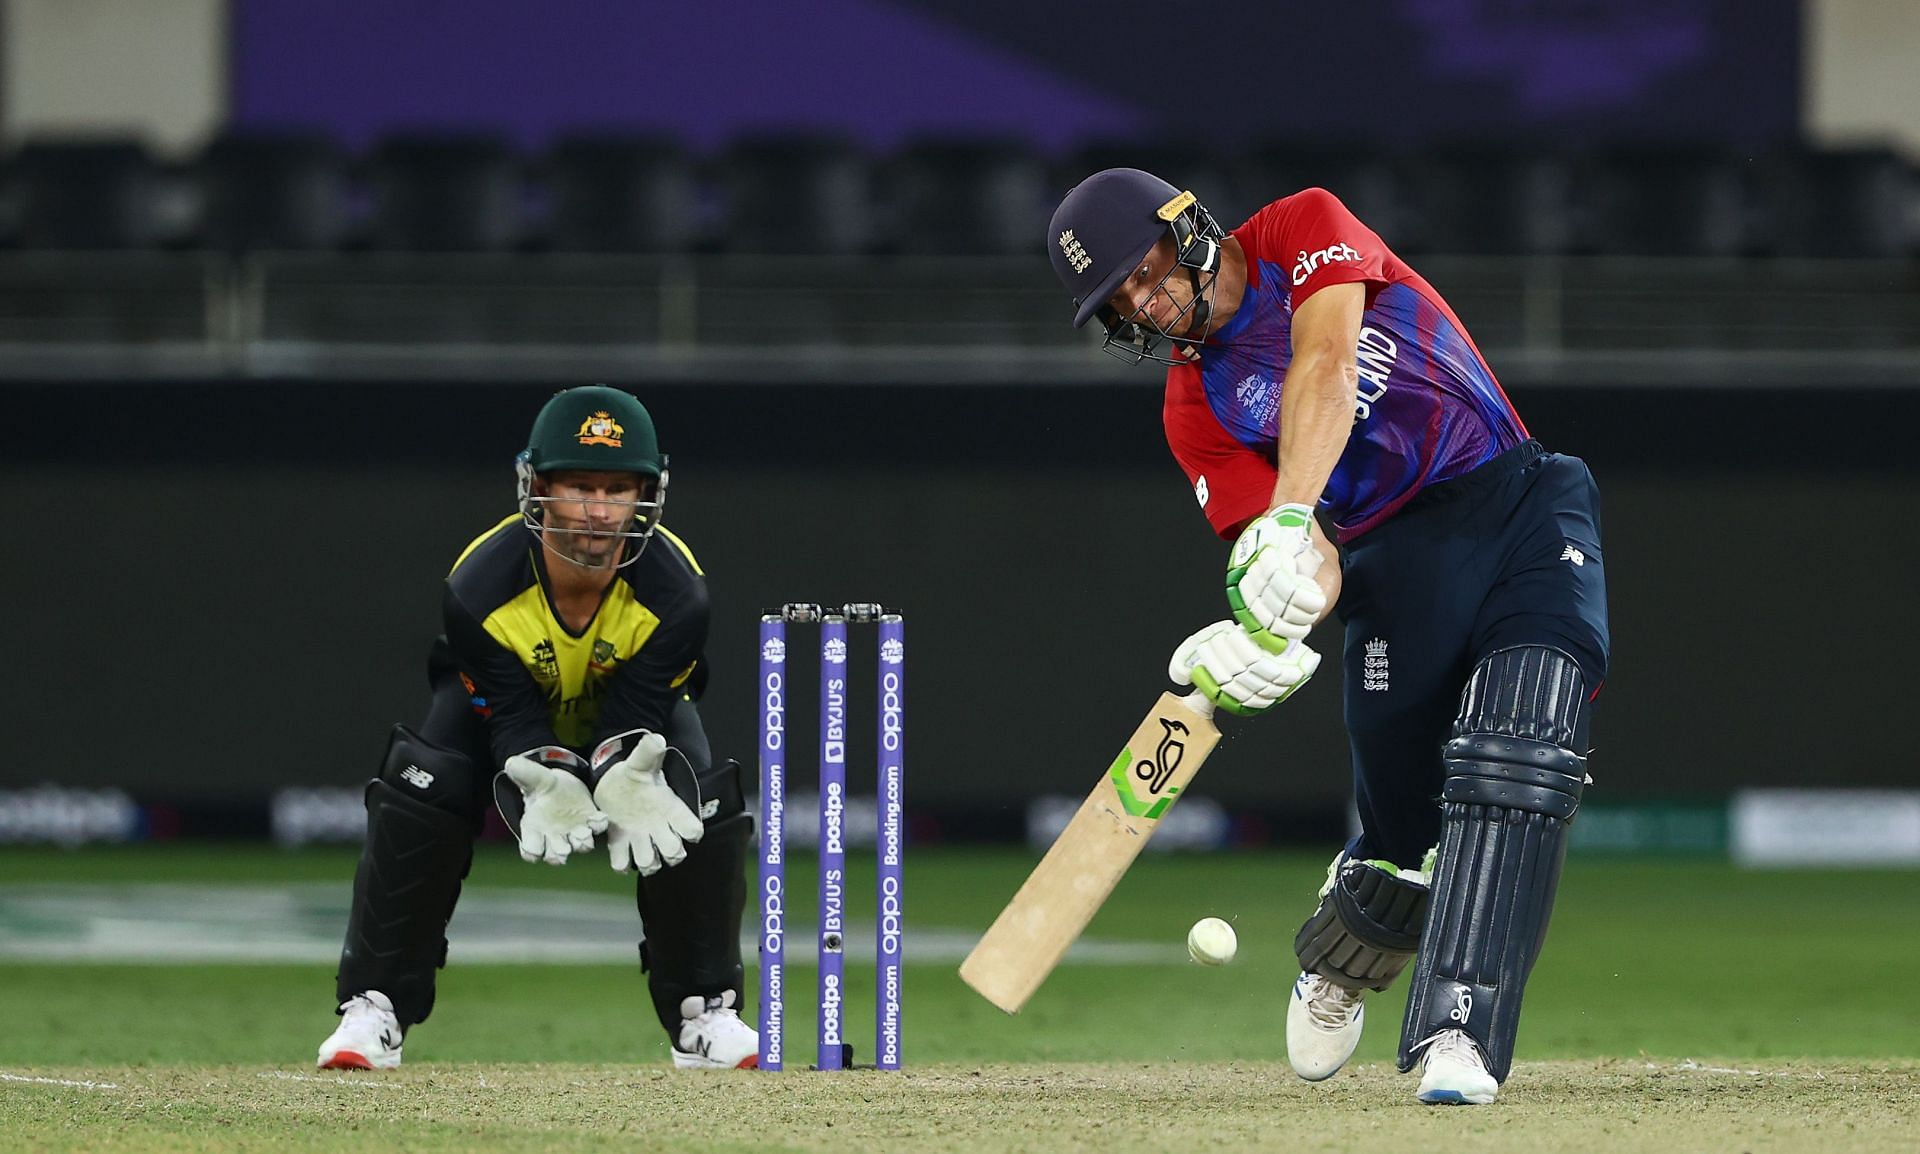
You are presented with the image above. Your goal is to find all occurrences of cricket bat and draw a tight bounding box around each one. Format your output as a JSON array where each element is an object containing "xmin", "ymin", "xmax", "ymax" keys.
[{"xmin": 959, "ymin": 690, "xmax": 1221, "ymax": 1013}]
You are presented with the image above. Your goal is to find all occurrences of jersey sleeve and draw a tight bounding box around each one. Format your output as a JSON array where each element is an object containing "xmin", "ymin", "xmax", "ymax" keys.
[
  {"xmin": 1164, "ymin": 364, "xmax": 1278, "ymax": 540},
  {"xmin": 1243, "ymin": 187, "xmax": 1390, "ymax": 312},
  {"xmin": 441, "ymin": 583, "xmax": 563, "ymax": 768},
  {"xmin": 592, "ymin": 577, "xmax": 710, "ymax": 744}
]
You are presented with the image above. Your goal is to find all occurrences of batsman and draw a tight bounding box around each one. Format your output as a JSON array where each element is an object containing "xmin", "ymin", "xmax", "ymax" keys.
[
  {"xmin": 317, "ymin": 384, "xmax": 758, "ymax": 1070},
  {"xmin": 1048, "ymin": 170, "xmax": 1610, "ymax": 1104}
]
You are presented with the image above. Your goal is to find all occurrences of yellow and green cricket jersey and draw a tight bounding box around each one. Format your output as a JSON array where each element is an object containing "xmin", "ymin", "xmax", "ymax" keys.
[{"xmin": 441, "ymin": 515, "xmax": 707, "ymax": 766}]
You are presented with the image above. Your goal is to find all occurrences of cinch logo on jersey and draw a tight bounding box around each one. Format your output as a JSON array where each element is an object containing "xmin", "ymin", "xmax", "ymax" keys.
[
  {"xmin": 1292, "ymin": 242, "xmax": 1362, "ymax": 286},
  {"xmin": 1058, "ymin": 229, "xmax": 1092, "ymax": 274},
  {"xmin": 575, "ymin": 410, "xmax": 624, "ymax": 446}
]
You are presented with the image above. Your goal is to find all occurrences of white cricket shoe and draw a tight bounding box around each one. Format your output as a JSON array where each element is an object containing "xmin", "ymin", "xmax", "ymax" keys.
[
  {"xmin": 1286, "ymin": 971, "xmax": 1367, "ymax": 1081},
  {"xmin": 672, "ymin": 990, "xmax": 759, "ymax": 1069},
  {"xmin": 1415, "ymin": 1029, "xmax": 1499, "ymax": 1105},
  {"xmin": 317, "ymin": 990, "xmax": 403, "ymax": 1070}
]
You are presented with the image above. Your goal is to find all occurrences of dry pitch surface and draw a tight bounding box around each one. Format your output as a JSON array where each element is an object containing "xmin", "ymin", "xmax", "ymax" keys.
[{"xmin": 5, "ymin": 1059, "xmax": 1916, "ymax": 1154}]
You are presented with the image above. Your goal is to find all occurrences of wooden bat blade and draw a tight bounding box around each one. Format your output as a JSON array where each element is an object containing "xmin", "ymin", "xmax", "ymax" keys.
[{"xmin": 959, "ymin": 691, "xmax": 1220, "ymax": 1013}]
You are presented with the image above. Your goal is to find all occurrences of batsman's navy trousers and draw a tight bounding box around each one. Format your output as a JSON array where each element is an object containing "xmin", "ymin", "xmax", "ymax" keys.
[{"xmin": 1334, "ymin": 439, "xmax": 1609, "ymax": 867}]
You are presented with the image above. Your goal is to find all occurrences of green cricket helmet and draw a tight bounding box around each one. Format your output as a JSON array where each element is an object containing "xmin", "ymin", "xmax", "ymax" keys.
[{"xmin": 515, "ymin": 385, "xmax": 670, "ymax": 569}]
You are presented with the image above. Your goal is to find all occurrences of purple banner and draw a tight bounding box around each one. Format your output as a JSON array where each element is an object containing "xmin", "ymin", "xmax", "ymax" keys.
[
  {"xmin": 232, "ymin": 0, "xmax": 1798, "ymax": 154},
  {"xmin": 231, "ymin": 0, "xmax": 1140, "ymax": 153}
]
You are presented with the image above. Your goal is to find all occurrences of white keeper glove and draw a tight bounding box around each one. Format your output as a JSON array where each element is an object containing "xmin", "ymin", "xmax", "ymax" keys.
[
  {"xmin": 1225, "ymin": 503, "xmax": 1329, "ymax": 652},
  {"xmin": 591, "ymin": 730, "xmax": 705, "ymax": 876},
  {"xmin": 1169, "ymin": 619, "xmax": 1321, "ymax": 717},
  {"xmin": 501, "ymin": 752, "xmax": 607, "ymax": 866}
]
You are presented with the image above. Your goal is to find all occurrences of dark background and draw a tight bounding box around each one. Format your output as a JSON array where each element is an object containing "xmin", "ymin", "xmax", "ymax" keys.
[{"xmin": 6, "ymin": 378, "xmax": 1912, "ymax": 819}]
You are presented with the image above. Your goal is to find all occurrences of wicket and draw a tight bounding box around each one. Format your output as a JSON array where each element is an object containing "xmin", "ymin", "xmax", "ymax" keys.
[{"xmin": 757, "ymin": 602, "xmax": 905, "ymax": 1071}]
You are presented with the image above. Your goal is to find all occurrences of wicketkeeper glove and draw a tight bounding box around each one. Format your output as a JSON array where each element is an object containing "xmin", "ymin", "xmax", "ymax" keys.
[
  {"xmin": 590, "ymin": 730, "xmax": 705, "ymax": 876},
  {"xmin": 1170, "ymin": 619, "xmax": 1320, "ymax": 717},
  {"xmin": 1226, "ymin": 503, "xmax": 1329, "ymax": 652},
  {"xmin": 501, "ymin": 748, "xmax": 607, "ymax": 866}
]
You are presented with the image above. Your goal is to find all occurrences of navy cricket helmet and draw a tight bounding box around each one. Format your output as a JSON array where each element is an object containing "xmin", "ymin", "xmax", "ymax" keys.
[{"xmin": 1046, "ymin": 167, "xmax": 1225, "ymax": 363}]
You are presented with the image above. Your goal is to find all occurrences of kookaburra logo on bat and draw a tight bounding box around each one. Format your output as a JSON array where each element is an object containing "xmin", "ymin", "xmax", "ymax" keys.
[{"xmin": 1134, "ymin": 718, "xmax": 1189, "ymax": 795}]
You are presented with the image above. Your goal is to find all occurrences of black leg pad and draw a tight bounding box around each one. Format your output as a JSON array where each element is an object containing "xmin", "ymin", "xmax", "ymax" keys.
[
  {"xmin": 1397, "ymin": 646, "xmax": 1588, "ymax": 1083},
  {"xmin": 635, "ymin": 808, "xmax": 752, "ymax": 1037},
  {"xmin": 337, "ymin": 778, "xmax": 476, "ymax": 1027},
  {"xmin": 1294, "ymin": 857, "xmax": 1431, "ymax": 991},
  {"xmin": 336, "ymin": 726, "xmax": 481, "ymax": 1027}
]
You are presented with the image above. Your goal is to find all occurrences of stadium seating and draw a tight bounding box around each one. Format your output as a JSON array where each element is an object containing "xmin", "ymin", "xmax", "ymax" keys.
[
  {"xmin": 0, "ymin": 132, "xmax": 1910, "ymax": 257},
  {"xmin": 882, "ymin": 139, "xmax": 1049, "ymax": 255},
  {"xmin": 717, "ymin": 134, "xmax": 873, "ymax": 255},
  {"xmin": 198, "ymin": 132, "xmax": 351, "ymax": 252},
  {"xmin": 4, "ymin": 139, "xmax": 167, "ymax": 249},
  {"xmin": 365, "ymin": 135, "xmax": 523, "ymax": 252},
  {"xmin": 542, "ymin": 135, "xmax": 703, "ymax": 253}
]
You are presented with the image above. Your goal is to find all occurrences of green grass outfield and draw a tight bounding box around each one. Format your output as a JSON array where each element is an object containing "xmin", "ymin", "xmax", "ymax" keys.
[{"xmin": 1, "ymin": 845, "xmax": 1915, "ymax": 1152}]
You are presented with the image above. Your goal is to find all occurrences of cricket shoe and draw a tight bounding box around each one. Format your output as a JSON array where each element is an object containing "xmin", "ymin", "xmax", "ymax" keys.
[
  {"xmin": 672, "ymin": 990, "xmax": 759, "ymax": 1069},
  {"xmin": 1286, "ymin": 971, "xmax": 1366, "ymax": 1081},
  {"xmin": 317, "ymin": 990, "xmax": 403, "ymax": 1070},
  {"xmin": 1414, "ymin": 1029, "xmax": 1499, "ymax": 1105}
]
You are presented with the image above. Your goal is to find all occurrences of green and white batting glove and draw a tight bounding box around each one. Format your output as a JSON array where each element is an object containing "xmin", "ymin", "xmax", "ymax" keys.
[
  {"xmin": 501, "ymin": 751, "xmax": 608, "ymax": 866},
  {"xmin": 1169, "ymin": 619, "xmax": 1320, "ymax": 717},
  {"xmin": 590, "ymin": 730, "xmax": 705, "ymax": 876},
  {"xmin": 1226, "ymin": 503, "xmax": 1328, "ymax": 652}
]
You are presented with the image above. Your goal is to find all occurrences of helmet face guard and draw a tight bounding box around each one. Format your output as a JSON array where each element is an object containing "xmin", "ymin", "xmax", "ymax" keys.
[
  {"xmin": 1093, "ymin": 192, "xmax": 1226, "ymax": 366},
  {"xmin": 516, "ymin": 452, "xmax": 670, "ymax": 570},
  {"xmin": 515, "ymin": 385, "xmax": 669, "ymax": 570}
]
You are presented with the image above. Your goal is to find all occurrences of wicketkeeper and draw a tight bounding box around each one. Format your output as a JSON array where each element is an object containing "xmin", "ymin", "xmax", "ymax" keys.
[
  {"xmin": 1049, "ymin": 170, "xmax": 1610, "ymax": 1104},
  {"xmin": 318, "ymin": 385, "xmax": 757, "ymax": 1070}
]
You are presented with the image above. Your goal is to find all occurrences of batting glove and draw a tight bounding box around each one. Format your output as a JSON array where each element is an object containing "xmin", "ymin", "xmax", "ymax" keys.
[
  {"xmin": 591, "ymin": 730, "xmax": 705, "ymax": 875},
  {"xmin": 501, "ymin": 750, "xmax": 607, "ymax": 866},
  {"xmin": 1170, "ymin": 619, "xmax": 1320, "ymax": 717},
  {"xmin": 1226, "ymin": 503, "xmax": 1328, "ymax": 652}
]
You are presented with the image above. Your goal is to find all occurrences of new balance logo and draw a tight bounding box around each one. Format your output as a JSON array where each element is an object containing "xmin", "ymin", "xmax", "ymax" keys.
[
  {"xmin": 379, "ymin": 1029, "xmax": 402, "ymax": 1051},
  {"xmin": 1560, "ymin": 545, "xmax": 1585, "ymax": 566},
  {"xmin": 400, "ymin": 766, "xmax": 434, "ymax": 790},
  {"xmin": 698, "ymin": 798, "xmax": 720, "ymax": 820}
]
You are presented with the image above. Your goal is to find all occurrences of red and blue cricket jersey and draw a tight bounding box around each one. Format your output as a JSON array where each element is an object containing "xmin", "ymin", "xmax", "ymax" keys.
[{"xmin": 1164, "ymin": 187, "xmax": 1528, "ymax": 543}]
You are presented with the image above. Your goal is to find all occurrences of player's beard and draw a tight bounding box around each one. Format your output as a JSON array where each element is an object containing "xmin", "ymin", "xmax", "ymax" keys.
[{"xmin": 543, "ymin": 518, "xmax": 627, "ymax": 570}]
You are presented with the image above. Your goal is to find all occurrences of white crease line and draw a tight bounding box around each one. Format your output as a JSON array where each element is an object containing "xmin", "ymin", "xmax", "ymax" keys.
[
  {"xmin": 1646, "ymin": 1060, "xmax": 1767, "ymax": 1076},
  {"xmin": 260, "ymin": 1071, "xmax": 408, "ymax": 1089},
  {"xmin": 1, "ymin": 1072, "xmax": 119, "ymax": 1090}
]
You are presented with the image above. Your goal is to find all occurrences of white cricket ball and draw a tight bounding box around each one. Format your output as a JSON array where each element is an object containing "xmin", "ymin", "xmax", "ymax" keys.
[{"xmin": 1186, "ymin": 917, "xmax": 1237, "ymax": 966}]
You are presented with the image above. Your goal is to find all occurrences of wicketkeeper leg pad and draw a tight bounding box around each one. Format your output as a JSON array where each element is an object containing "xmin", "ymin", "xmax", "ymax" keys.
[
  {"xmin": 634, "ymin": 758, "xmax": 750, "ymax": 1036},
  {"xmin": 1294, "ymin": 854, "xmax": 1431, "ymax": 991},
  {"xmin": 1397, "ymin": 646, "xmax": 1589, "ymax": 1083},
  {"xmin": 337, "ymin": 726, "xmax": 482, "ymax": 1027}
]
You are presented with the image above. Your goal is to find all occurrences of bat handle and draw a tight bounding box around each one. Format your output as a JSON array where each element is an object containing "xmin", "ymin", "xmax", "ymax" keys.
[{"xmin": 1179, "ymin": 689, "xmax": 1215, "ymax": 718}]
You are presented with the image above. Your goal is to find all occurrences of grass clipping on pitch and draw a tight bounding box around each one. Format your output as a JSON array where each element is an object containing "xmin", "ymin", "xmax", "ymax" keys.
[{"xmin": 4, "ymin": 1060, "xmax": 1917, "ymax": 1154}]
